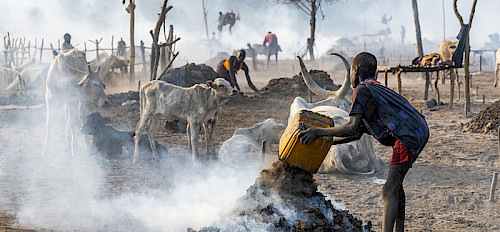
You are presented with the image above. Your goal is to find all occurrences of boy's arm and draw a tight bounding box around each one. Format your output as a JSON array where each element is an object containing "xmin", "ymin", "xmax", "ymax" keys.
[
  {"xmin": 298, "ymin": 114, "xmax": 363, "ymax": 144},
  {"xmin": 331, "ymin": 133, "xmax": 363, "ymax": 145}
]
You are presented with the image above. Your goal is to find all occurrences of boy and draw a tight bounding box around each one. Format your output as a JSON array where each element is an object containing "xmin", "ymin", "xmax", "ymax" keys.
[{"xmin": 298, "ymin": 52, "xmax": 428, "ymax": 232}]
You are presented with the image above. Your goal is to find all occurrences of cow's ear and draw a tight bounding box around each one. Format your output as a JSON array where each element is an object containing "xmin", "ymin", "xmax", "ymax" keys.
[{"xmin": 206, "ymin": 80, "xmax": 214, "ymax": 88}]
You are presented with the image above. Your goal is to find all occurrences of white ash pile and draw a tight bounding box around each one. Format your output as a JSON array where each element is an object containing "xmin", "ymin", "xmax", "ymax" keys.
[
  {"xmin": 159, "ymin": 63, "xmax": 218, "ymax": 87},
  {"xmin": 261, "ymin": 70, "xmax": 340, "ymax": 97},
  {"xmin": 462, "ymin": 100, "xmax": 500, "ymax": 134},
  {"xmin": 191, "ymin": 160, "xmax": 370, "ymax": 232}
]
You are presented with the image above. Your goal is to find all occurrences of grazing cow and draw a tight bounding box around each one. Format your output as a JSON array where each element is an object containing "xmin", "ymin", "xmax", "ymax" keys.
[
  {"xmin": 43, "ymin": 49, "xmax": 110, "ymax": 156},
  {"xmin": 218, "ymin": 118, "xmax": 286, "ymax": 166},
  {"xmin": 134, "ymin": 78, "xmax": 237, "ymax": 163},
  {"xmin": 439, "ymin": 40, "xmax": 459, "ymax": 83},
  {"xmin": 81, "ymin": 112, "xmax": 167, "ymax": 159},
  {"xmin": 289, "ymin": 55, "xmax": 379, "ymax": 174},
  {"xmin": 494, "ymin": 48, "xmax": 500, "ymax": 87}
]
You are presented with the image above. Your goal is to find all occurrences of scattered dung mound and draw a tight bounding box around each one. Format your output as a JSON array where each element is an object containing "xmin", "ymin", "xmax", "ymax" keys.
[
  {"xmin": 159, "ymin": 63, "xmax": 218, "ymax": 87},
  {"xmin": 101, "ymin": 91, "xmax": 140, "ymax": 128},
  {"xmin": 261, "ymin": 70, "xmax": 340, "ymax": 96},
  {"xmin": 462, "ymin": 100, "xmax": 500, "ymax": 134},
  {"xmin": 193, "ymin": 160, "xmax": 369, "ymax": 232}
]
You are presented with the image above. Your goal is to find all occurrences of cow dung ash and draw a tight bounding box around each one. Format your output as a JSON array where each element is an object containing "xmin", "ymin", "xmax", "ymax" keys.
[
  {"xmin": 261, "ymin": 70, "xmax": 340, "ymax": 96},
  {"xmin": 462, "ymin": 100, "xmax": 500, "ymax": 134},
  {"xmin": 193, "ymin": 160, "xmax": 368, "ymax": 232}
]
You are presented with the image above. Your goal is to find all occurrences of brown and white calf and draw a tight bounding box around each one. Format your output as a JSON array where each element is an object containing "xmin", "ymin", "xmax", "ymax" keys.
[{"xmin": 134, "ymin": 78, "xmax": 237, "ymax": 163}]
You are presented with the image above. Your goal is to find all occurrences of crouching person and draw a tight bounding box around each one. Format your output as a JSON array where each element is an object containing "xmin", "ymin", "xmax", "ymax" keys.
[{"xmin": 298, "ymin": 52, "xmax": 429, "ymax": 232}]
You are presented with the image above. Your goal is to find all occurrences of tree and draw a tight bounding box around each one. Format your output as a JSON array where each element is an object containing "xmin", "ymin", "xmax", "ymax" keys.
[
  {"xmin": 411, "ymin": 0, "xmax": 429, "ymax": 100},
  {"xmin": 273, "ymin": 0, "xmax": 337, "ymax": 61}
]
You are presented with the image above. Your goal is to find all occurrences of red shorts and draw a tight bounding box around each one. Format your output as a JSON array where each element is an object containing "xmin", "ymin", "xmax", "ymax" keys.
[{"xmin": 390, "ymin": 140, "xmax": 413, "ymax": 165}]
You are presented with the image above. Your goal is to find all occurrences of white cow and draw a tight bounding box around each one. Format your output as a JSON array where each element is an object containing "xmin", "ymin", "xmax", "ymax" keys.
[
  {"xmin": 494, "ymin": 48, "xmax": 500, "ymax": 87},
  {"xmin": 218, "ymin": 118, "xmax": 286, "ymax": 166},
  {"xmin": 43, "ymin": 49, "xmax": 110, "ymax": 156},
  {"xmin": 290, "ymin": 54, "xmax": 379, "ymax": 174},
  {"xmin": 134, "ymin": 78, "xmax": 237, "ymax": 163}
]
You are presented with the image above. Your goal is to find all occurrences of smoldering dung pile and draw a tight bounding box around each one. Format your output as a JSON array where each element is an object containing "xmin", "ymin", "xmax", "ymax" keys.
[
  {"xmin": 462, "ymin": 100, "xmax": 500, "ymax": 134},
  {"xmin": 194, "ymin": 161, "xmax": 367, "ymax": 232},
  {"xmin": 261, "ymin": 70, "xmax": 340, "ymax": 96}
]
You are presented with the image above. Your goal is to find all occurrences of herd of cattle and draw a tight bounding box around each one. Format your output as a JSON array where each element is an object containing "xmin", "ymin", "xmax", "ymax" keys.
[
  {"xmin": 36, "ymin": 48, "xmax": 381, "ymax": 175},
  {"xmin": 4, "ymin": 39, "xmax": 497, "ymax": 174}
]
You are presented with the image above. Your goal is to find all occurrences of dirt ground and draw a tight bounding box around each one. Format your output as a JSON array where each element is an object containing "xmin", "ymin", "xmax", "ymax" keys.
[{"xmin": 0, "ymin": 59, "xmax": 499, "ymax": 231}]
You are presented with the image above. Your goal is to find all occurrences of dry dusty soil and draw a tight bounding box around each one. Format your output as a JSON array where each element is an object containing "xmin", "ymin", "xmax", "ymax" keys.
[{"xmin": 0, "ymin": 59, "xmax": 499, "ymax": 231}]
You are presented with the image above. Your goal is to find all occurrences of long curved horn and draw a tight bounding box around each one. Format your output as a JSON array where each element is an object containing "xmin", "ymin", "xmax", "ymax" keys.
[
  {"xmin": 330, "ymin": 53, "xmax": 351, "ymax": 98},
  {"xmin": 297, "ymin": 56, "xmax": 329, "ymax": 99}
]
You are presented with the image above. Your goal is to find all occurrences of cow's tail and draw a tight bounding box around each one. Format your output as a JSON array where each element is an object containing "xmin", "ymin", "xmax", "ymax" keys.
[{"xmin": 139, "ymin": 85, "xmax": 146, "ymax": 116}]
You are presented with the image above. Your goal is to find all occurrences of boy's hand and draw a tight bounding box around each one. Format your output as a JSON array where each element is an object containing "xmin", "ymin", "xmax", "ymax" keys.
[{"xmin": 298, "ymin": 124, "xmax": 321, "ymax": 144}]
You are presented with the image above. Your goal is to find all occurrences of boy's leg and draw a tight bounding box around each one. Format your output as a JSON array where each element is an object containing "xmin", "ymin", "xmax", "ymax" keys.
[{"xmin": 382, "ymin": 162, "xmax": 411, "ymax": 232}]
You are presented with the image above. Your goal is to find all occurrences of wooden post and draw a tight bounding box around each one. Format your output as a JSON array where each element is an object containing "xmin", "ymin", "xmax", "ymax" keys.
[
  {"xmin": 260, "ymin": 140, "xmax": 267, "ymax": 166},
  {"xmin": 396, "ymin": 71, "xmax": 402, "ymax": 94},
  {"xmin": 202, "ymin": 0, "xmax": 209, "ymax": 39},
  {"xmin": 435, "ymin": 71, "xmax": 440, "ymax": 104},
  {"xmin": 33, "ymin": 38, "xmax": 37, "ymax": 61},
  {"xmin": 84, "ymin": 42, "xmax": 87, "ymax": 53},
  {"xmin": 458, "ymin": 82, "xmax": 461, "ymax": 101},
  {"xmin": 424, "ymin": 72, "xmax": 430, "ymax": 100},
  {"xmin": 490, "ymin": 172, "xmax": 498, "ymax": 202},
  {"xmin": 111, "ymin": 36, "xmax": 114, "ymax": 55},
  {"xmin": 129, "ymin": 0, "xmax": 136, "ymax": 82},
  {"xmin": 482, "ymin": 95, "xmax": 485, "ymax": 105},
  {"xmin": 476, "ymin": 86, "xmax": 479, "ymax": 97},
  {"xmin": 140, "ymin": 40, "xmax": 146, "ymax": 74},
  {"xmin": 166, "ymin": 25, "xmax": 174, "ymax": 67},
  {"xmin": 27, "ymin": 40, "xmax": 31, "ymax": 61},
  {"xmin": 39, "ymin": 38, "xmax": 44, "ymax": 63},
  {"xmin": 450, "ymin": 69, "xmax": 456, "ymax": 108},
  {"xmin": 137, "ymin": 80, "xmax": 141, "ymax": 93},
  {"xmin": 50, "ymin": 43, "xmax": 56, "ymax": 58},
  {"xmin": 18, "ymin": 74, "xmax": 23, "ymax": 96},
  {"xmin": 479, "ymin": 53, "xmax": 482, "ymax": 73},
  {"xmin": 412, "ymin": 0, "xmax": 426, "ymax": 83},
  {"xmin": 160, "ymin": 46, "xmax": 166, "ymax": 73},
  {"xmin": 384, "ymin": 70, "xmax": 388, "ymax": 87}
]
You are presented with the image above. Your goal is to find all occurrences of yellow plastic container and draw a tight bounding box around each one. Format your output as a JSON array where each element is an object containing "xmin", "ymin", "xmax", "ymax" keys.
[{"xmin": 279, "ymin": 110, "xmax": 335, "ymax": 173}]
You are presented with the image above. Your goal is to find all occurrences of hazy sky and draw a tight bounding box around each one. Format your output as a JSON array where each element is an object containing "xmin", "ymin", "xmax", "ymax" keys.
[{"xmin": 0, "ymin": 0, "xmax": 498, "ymax": 63}]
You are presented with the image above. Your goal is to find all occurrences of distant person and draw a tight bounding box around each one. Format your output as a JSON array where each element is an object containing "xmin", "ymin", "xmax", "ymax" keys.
[
  {"xmin": 263, "ymin": 31, "xmax": 279, "ymax": 69},
  {"xmin": 53, "ymin": 33, "xmax": 74, "ymax": 56},
  {"xmin": 117, "ymin": 39, "xmax": 127, "ymax": 57},
  {"xmin": 216, "ymin": 49, "xmax": 259, "ymax": 93},
  {"xmin": 298, "ymin": 52, "xmax": 429, "ymax": 232},
  {"xmin": 61, "ymin": 33, "xmax": 74, "ymax": 51}
]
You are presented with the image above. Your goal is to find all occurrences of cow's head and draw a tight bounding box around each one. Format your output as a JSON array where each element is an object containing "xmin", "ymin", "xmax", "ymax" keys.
[
  {"xmin": 207, "ymin": 78, "xmax": 238, "ymax": 99},
  {"xmin": 243, "ymin": 118, "xmax": 286, "ymax": 144},
  {"xmin": 298, "ymin": 53, "xmax": 351, "ymax": 100},
  {"xmin": 78, "ymin": 65, "xmax": 110, "ymax": 107}
]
